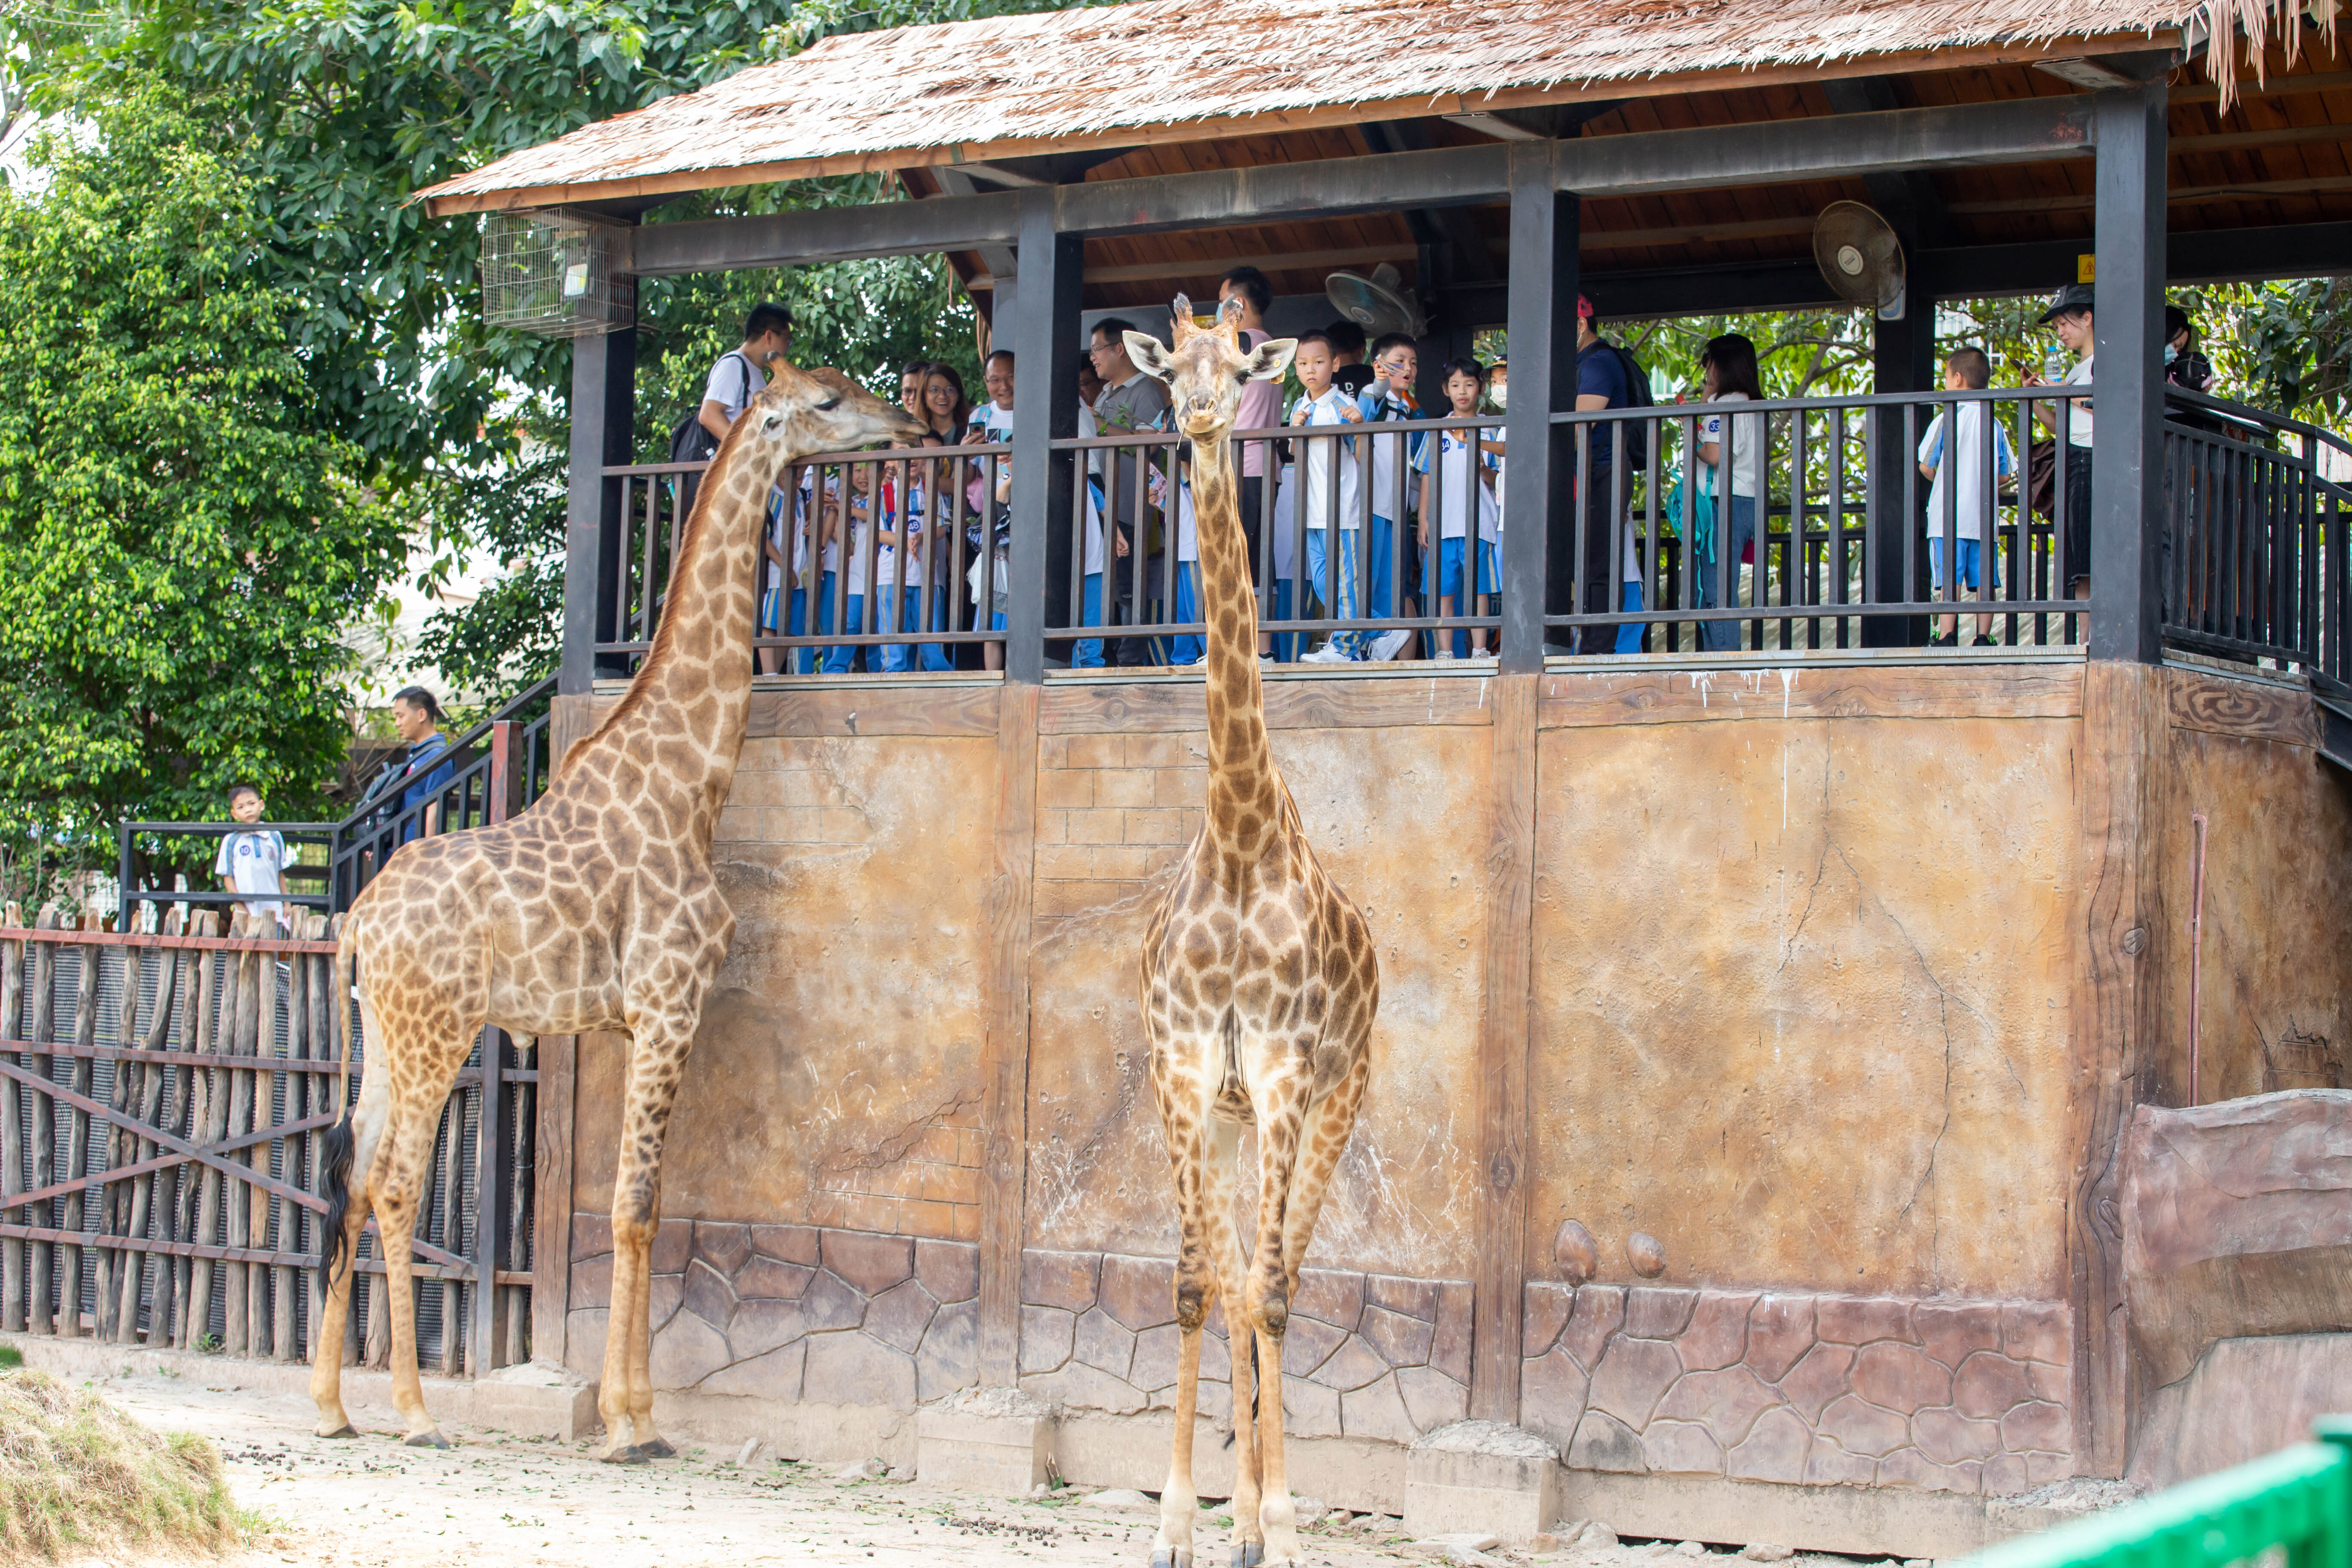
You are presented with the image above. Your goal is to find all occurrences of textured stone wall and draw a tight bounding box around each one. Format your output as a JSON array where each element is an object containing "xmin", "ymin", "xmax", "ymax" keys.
[
  {"xmin": 1526, "ymin": 679, "xmax": 2083, "ymax": 1302},
  {"xmin": 1017, "ymin": 1246, "xmax": 1473, "ymax": 1444},
  {"xmin": 1520, "ymin": 1284, "xmax": 2073, "ymax": 1495},
  {"xmin": 1023, "ymin": 706, "xmax": 1495, "ymax": 1280},
  {"xmin": 567, "ymin": 1216, "xmax": 979, "ymax": 1407},
  {"xmin": 2153, "ymin": 673, "xmax": 2352, "ymax": 1103},
  {"xmin": 569, "ymin": 731, "xmax": 995, "ymax": 1241}
]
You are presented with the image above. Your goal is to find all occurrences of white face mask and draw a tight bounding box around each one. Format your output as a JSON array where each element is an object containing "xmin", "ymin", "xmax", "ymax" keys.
[{"xmin": 1490, "ymin": 382, "xmax": 1510, "ymax": 410}]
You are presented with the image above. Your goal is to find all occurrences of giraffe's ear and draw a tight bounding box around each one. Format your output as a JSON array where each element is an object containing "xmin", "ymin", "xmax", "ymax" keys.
[
  {"xmin": 1124, "ymin": 331, "xmax": 1175, "ymax": 384},
  {"xmin": 1169, "ymin": 293, "xmax": 1196, "ymax": 344},
  {"xmin": 1242, "ymin": 336, "xmax": 1297, "ymax": 383}
]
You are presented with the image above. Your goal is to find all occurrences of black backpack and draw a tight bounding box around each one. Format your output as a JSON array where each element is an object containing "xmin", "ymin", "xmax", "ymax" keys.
[
  {"xmin": 668, "ymin": 352, "xmax": 755, "ymax": 465},
  {"xmin": 1583, "ymin": 339, "xmax": 1654, "ymax": 469}
]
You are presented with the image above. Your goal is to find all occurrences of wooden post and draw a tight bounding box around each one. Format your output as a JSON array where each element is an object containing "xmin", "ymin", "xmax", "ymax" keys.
[
  {"xmin": 118, "ymin": 911, "xmax": 184, "ymax": 1343},
  {"xmin": 28, "ymin": 907, "xmax": 58, "ymax": 1333},
  {"xmin": 221, "ymin": 925, "xmax": 256, "ymax": 1355},
  {"xmin": 977, "ymin": 683, "xmax": 1040, "ymax": 1384},
  {"xmin": 563, "ymin": 328, "xmax": 637, "ymax": 695},
  {"xmin": 58, "ymin": 927, "xmax": 98, "ymax": 1336},
  {"xmin": 1471, "ymin": 674, "xmax": 1539, "ymax": 1423},
  {"xmin": 305, "ymin": 913, "xmax": 333, "ymax": 1359},
  {"xmin": 1005, "ymin": 189, "xmax": 1082, "ymax": 679},
  {"xmin": 2089, "ymin": 77, "xmax": 2168, "ymax": 667},
  {"xmin": 1865, "ymin": 250, "xmax": 1936, "ymax": 648},
  {"xmin": 1, "ymin": 907, "xmax": 24, "ymax": 1332},
  {"xmin": 472, "ymin": 1024, "xmax": 505, "ymax": 1376},
  {"xmin": 1500, "ymin": 140, "xmax": 1575, "ymax": 669},
  {"xmin": 271, "ymin": 924, "xmax": 299, "ymax": 1361},
  {"xmin": 188, "ymin": 915, "xmax": 236, "ymax": 1350},
  {"xmin": 530, "ymin": 1032, "xmax": 576, "ymax": 1369}
]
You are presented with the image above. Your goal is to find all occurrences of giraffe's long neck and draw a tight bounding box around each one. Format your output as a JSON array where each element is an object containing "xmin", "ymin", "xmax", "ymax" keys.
[
  {"xmin": 1189, "ymin": 433, "xmax": 1282, "ymax": 860},
  {"xmin": 590, "ymin": 421, "xmax": 779, "ymax": 827}
]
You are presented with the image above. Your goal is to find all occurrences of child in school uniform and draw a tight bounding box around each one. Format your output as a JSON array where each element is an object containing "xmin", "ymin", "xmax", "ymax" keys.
[
  {"xmin": 1416, "ymin": 358, "xmax": 1503, "ymax": 660},
  {"xmin": 1917, "ymin": 345, "xmax": 2015, "ymax": 646},
  {"xmin": 1357, "ymin": 332, "xmax": 1423, "ymax": 661},
  {"xmin": 1289, "ymin": 330, "xmax": 1369, "ymax": 663}
]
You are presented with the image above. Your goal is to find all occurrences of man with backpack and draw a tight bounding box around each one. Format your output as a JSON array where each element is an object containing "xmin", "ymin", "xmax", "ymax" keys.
[
  {"xmin": 671, "ymin": 302, "xmax": 795, "ymax": 513},
  {"xmin": 1565, "ymin": 295, "xmax": 1652, "ymax": 655}
]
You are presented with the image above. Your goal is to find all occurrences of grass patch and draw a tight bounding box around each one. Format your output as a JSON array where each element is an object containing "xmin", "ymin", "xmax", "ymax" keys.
[
  {"xmin": 0, "ymin": 1369, "xmax": 237, "ymax": 1562},
  {"xmin": 0, "ymin": 1348, "xmax": 19, "ymax": 1371}
]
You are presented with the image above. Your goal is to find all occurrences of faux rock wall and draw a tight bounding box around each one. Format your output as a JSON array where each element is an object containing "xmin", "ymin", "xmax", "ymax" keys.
[
  {"xmin": 567, "ymin": 1216, "xmax": 979, "ymax": 1407},
  {"xmin": 1019, "ymin": 1247, "xmax": 1473, "ymax": 1443},
  {"xmin": 1521, "ymin": 1285, "xmax": 2074, "ymax": 1495}
]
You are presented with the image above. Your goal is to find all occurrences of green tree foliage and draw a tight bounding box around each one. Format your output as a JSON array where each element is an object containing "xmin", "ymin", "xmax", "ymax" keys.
[{"xmin": 0, "ymin": 83, "xmax": 404, "ymax": 893}]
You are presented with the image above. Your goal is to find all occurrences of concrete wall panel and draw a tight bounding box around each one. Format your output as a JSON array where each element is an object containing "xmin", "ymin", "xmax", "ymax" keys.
[{"xmin": 1524, "ymin": 707, "xmax": 2078, "ymax": 1301}]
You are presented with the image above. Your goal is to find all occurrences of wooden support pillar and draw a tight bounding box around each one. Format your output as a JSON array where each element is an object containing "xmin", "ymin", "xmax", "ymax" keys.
[
  {"xmin": 978, "ymin": 685, "xmax": 1040, "ymax": 1385},
  {"xmin": 1471, "ymin": 673, "xmax": 1540, "ymax": 1423},
  {"xmin": 2089, "ymin": 77, "xmax": 2168, "ymax": 667},
  {"xmin": 1007, "ymin": 189, "xmax": 1083, "ymax": 682},
  {"xmin": 1499, "ymin": 141, "xmax": 1576, "ymax": 671},
  {"xmin": 562, "ymin": 327, "xmax": 637, "ymax": 695},
  {"xmin": 1865, "ymin": 255, "xmax": 1935, "ymax": 647}
]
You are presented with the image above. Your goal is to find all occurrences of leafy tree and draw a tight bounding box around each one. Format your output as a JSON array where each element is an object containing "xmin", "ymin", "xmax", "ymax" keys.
[{"xmin": 0, "ymin": 82, "xmax": 405, "ymax": 898}]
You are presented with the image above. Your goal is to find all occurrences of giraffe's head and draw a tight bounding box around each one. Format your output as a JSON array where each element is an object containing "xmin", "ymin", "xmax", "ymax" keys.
[
  {"xmin": 1124, "ymin": 294, "xmax": 1295, "ymax": 442},
  {"xmin": 741, "ymin": 361, "xmax": 930, "ymax": 469}
]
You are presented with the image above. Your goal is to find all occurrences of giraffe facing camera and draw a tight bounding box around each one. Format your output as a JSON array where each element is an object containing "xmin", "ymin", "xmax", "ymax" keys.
[
  {"xmin": 1127, "ymin": 292, "xmax": 1377, "ymax": 1568},
  {"xmin": 308, "ymin": 363, "xmax": 928, "ymax": 1461}
]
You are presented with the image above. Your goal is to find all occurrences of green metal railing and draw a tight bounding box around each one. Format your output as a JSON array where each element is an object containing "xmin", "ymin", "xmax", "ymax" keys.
[{"xmin": 1969, "ymin": 1421, "xmax": 2351, "ymax": 1568}]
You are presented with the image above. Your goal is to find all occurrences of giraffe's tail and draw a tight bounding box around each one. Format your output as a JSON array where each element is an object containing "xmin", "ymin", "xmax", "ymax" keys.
[{"xmin": 318, "ymin": 915, "xmax": 361, "ymax": 1295}]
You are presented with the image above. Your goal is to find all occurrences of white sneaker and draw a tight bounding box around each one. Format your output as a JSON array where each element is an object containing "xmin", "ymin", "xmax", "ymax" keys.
[
  {"xmin": 1299, "ymin": 643, "xmax": 1356, "ymax": 664},
  {"xmin": 1470, "ymin": 647, "xmax": 1499, "ymax": 662},
  {"xmin": 1367, "ymin": 628, "xmax": 1412, "ymax": 662}
]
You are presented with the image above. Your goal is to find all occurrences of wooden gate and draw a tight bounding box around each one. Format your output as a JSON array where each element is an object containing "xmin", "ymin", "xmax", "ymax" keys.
[{"xmin": 0, "ymin": 905, "xmax": 536, "ymax": 1371}]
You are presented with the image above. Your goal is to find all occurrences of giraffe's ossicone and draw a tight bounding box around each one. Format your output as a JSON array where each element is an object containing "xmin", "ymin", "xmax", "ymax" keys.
[
  {"xmin": 308, "ymin": 364, "xmax": 928, "ymax": 1459},
  {"xmin": 1126, "ymin": 296, "xmax": 1381, "ymax": 1568}
]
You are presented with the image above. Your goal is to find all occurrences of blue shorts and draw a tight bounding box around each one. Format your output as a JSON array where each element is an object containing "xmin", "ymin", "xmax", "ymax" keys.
[
  {"xmin": 1433, "ymin": 536, "xmax": 1497, "ymax": 599},
  {"xmin": 1930, "ymin": 537, "xmax": 1995, "ymax": 592}
]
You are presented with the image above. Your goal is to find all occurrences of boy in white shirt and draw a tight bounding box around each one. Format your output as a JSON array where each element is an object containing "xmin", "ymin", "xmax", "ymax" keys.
[
  {"xmin": 966, "ymin": 350, "xmax": 1017, "ymax": 671},
  {"xmin": 1289, "ymin": 330, "xmax": 1368, "ymax": 662},
  {"xmin": 1918, "ymin": 346, "xmax": 2015, "ymax": 646},
  {"xmin": 1357, "ymin": 333, "xmax": 1423, "ymax": 662},
  {"xmin": 215, "ymin": 784, "xmax": 288, "ymax": 925},
  {"xmin": 1416, "ymin": 358, "xmax": 1502, "ymax": 659}
]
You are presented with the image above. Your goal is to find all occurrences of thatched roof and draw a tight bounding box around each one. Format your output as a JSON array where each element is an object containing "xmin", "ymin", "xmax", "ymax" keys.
[{"xmin": 420, "ymin": 0, "xmax": 2333, "ymax": 214}]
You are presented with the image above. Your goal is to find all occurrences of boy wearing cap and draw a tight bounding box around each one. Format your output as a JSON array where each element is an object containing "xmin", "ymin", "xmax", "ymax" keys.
[{"xmin": 2024, "ymin": 282, "xmax": 2096, "ymax": 602}]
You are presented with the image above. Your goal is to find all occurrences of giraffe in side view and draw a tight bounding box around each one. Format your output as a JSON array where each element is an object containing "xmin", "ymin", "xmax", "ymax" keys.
[
  {"xmin": 1124, "ymin": 298, "xmax": 1379, "ymax": 1568},
  {"xmin": 309, "ymin": 364, "xmax": 927, "ymax": 1458}
]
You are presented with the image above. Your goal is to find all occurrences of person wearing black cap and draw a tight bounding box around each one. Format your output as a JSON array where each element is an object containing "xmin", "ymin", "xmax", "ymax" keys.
[{"xmin": 2024, "ymin": 283, "xmax": 2096, "ymax": 602}]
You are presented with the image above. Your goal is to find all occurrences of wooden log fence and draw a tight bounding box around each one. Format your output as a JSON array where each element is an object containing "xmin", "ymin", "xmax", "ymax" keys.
[{"xmin": 0, "ymin": 903, "xmax": 536, "ymax": 1371}]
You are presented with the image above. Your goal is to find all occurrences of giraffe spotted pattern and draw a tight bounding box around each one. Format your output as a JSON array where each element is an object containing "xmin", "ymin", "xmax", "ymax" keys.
[
  {"xmin": 1124, "ymin": 296, "xmax": 1380, "ymax": 1568},
  {"xmin": 308, "ymin": 365, "xmax": 929, "ymax": 1460}
]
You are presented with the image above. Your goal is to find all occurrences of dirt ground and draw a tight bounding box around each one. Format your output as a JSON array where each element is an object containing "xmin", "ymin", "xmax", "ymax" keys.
[{"xmin": 57, "ymin": 1372, "xmax": 1872, "ymax": 1568}]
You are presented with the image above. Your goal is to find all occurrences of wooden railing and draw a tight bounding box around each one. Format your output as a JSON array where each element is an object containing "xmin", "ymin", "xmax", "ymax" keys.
[{"xmin": 0, "ymin": 906, "xmax": 535, "ymax": 1371}]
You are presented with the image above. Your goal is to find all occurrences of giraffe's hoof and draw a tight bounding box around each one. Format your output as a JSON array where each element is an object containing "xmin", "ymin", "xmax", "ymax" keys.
[
  {"xmin": 404, "ymin": 1428, "xmax": 451, "ymax": 1450},
  {"xmin": 600, "ymin": 1445, "xmax": 650, "ymax": 1466},
  {"xmin": 1232, "ymin": 1544, "xmax": 1265, "ymax": 1568},
  {"xmin": 637, "ymin": 1436, "xmax": 677, "ymax": 1459},
  {"xmin": 315, "ymin": 1422, "xmax": 358, "ymax": 1440},
  {"xmin": 1153, "ymin": 1549, "xmax": 1194, "ymax": 1568}
]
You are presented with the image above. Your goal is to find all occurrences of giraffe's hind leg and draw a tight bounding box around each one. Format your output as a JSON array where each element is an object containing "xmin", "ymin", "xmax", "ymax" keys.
[
  {"xmin": 306, "ymin": 1077, "xmax": 386, "ymax": 1438},
  {"xmin": 374, "ymin": 1098, "xmax": 458, "ymax": 1447}
]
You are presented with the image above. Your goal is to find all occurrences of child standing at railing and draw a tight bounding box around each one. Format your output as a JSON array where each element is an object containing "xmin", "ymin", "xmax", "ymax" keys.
[
  {"xmin": 216, "ymin": 784, "xmax": 287, "ymax": 925},
  {"xmin": 1694, "ymin": 335, "xmax": 1767, "ymax": 654},
  {"xmin": 1291, "ymin": 330, "xmax": 1369, "ymax": 664},
  {"xmin": 1917, "ymin": 346, "xmax": 2015, "ymax": 647},
  {"xmin": 1416, "ymin": 358, "xmax": 1501, "ymax": 661}
]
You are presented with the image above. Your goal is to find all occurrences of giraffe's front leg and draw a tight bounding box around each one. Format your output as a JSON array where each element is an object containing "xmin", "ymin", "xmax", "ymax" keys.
[
  {"xmin": 1148, "ymin": 1080, "xmax": 1229, "ymax": 1568},
  {"xmin": 1241, "ymin": 1065, "xmax": 1316, "ymax": 1568},
  {"xmin": 598, "ymin": 1012, "xmax": 699, "ymax": 1462}
]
